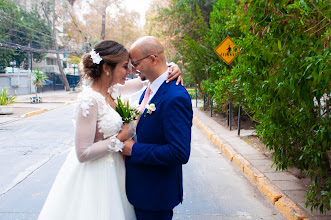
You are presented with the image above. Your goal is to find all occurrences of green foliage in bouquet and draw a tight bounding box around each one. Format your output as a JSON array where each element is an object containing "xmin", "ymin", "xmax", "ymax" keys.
[{"xmin": 115, "ymin": 97, "xmax": 140, "ymax": 123}]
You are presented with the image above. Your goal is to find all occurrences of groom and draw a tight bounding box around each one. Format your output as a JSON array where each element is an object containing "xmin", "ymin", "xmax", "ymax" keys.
[{"xmin": 122, "ymin": 36, "xmax": 193, "ymax": 220}]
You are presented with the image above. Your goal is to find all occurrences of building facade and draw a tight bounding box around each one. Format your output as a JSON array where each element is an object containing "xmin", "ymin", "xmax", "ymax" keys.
[{"xmin": 1, "ymin": 0, "xmax": 79, "ymax": 95}]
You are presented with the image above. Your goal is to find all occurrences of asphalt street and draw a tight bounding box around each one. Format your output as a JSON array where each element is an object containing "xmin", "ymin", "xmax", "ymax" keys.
[
  {"xmin": 0, "ymin": 104, "xmax": 285, "ymax": 219},
  {"xmin": 0, "ymin": 104, "xmax": 75, "ymax": 220},
  {"xmin": 173, "ymin": 123, "xmax": 285, "ymax": 219}
]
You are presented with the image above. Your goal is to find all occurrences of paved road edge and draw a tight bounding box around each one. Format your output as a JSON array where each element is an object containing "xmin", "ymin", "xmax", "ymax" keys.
[
  {"xmin": 193, "ymin": 115, "xmax": 310, "ymax": 220},
  {"xmin": 21, "ymin": 102, "xmax": 74, "ymax": 118},
  {"xmin": 22, "ymin": 109, "xmax": 48, "ymax": 118}
]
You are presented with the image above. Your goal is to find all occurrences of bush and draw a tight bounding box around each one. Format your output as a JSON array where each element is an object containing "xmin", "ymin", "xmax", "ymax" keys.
[
  {"xmin": 207, "ymin": 0, "xmax": 331, "ymax": 212},
  {"xmin": 153, "ymin": 0, "xmax": 330, "ymax": 212},
  {"xmin": 235, "ymin": 1, "xmax": 330, "ymax": 213},
  {"xmin": 0, "ymin": 88, "xmax": 16, "ymax": 105}
]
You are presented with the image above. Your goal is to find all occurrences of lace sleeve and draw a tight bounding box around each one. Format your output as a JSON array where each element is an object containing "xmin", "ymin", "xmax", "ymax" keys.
[
  {"xmin": 116, "ymin": 78, "xmax": 147, "ymax": 97},
  {"xmin": 75, "ymin": 98, "xmax": 123, "ymax": 163},
  {"xmin": 114, "ymin": 79, "xmax": 147, "ymax": 107}
]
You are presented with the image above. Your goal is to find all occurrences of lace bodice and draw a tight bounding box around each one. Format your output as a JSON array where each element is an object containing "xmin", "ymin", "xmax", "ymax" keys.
[
  {"xmin": 78, "ymin": 87, "xmax": 122, "ymax": 138},
  {"xmin": 74, "ymin": 86, "xmax": 124, "ymax": 163}
]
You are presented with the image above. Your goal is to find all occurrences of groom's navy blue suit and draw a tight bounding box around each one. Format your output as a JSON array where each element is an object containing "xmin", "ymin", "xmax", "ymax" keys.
[{"xmin": 125, "ymin": 80, "xmax": 193, "ymax": 219}]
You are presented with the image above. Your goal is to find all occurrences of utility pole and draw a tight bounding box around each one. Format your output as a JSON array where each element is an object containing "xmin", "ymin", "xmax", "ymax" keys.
[
  {"xmin": 28, "ymin": 42, "xmax": 32, "ymax": 94},
  {"xmin": 28, "ymin": 42, "xmax": 33, "ymax": 71}
]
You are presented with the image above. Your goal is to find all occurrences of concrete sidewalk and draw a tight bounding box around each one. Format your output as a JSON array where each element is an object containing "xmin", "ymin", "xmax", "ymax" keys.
[
  {"xmin": 192, "ymin": 104, "xmax": 330, "ymax": 220},
  {"xmin": 1, "ymin": 92, "xmax": 330, "ymax": 219},
  {"xmin": 0, "ymin": 90, "xmax": 79, "ymax": 125}
]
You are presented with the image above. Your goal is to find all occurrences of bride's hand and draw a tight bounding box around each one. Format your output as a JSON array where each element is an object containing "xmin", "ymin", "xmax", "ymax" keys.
[
  {"xmin": 167, "ymin": 62, "xmax": 183, "ymax": 86},
  {"xmin": 117, "ymin": 124, "xmax": 129, "ymax": 142},
  {"xmin": 117, "ymin": 122, "xmax": 136, "ymax": 142},
  {"xmin": 126, "ymin": 121, "xmax": 136, "ymax": 140}
]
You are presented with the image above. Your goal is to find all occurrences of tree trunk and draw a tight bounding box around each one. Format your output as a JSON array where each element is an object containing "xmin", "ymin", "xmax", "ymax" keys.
[
  {"xmin": 101, "ymin": 8, "xmax": 106, "ymax": 40},
  {"xmin": 51, "ymin": 0, "xmax": 70, "ymax": 91},
  {"xmin": 56, "ymin": 53, "xmax": 70, "ymax": 91},
  {"xmin": 43, "ymin": 0, "xmax": 70, "ymax": 91}
]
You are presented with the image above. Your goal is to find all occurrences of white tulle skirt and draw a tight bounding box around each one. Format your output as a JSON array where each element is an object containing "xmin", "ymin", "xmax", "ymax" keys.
[{"xmin": 38, "ymin": 147, "xmax": 136, "ymax": 220}]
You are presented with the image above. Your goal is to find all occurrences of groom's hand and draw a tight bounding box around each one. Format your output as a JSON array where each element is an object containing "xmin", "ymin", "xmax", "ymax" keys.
[{"xmin": 123, "ymin": 139, "xmax": 135, "ymax": 156}]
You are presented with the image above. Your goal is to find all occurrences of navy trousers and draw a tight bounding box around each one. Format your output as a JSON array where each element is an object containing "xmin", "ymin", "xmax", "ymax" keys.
[{"xmin": 134, "ymin": 207, "xmax": 173, "ymax": 220}]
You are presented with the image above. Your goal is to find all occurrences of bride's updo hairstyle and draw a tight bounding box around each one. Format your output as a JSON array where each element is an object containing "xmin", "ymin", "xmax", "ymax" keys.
[{"xmin": 80, "ymin": 40, "xmax": 128, "ymax": 80}]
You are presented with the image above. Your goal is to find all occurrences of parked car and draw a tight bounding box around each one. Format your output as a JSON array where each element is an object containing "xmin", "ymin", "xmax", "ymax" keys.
[{"xmin": 43, "ymin": 79, "xmax": 53, "ymax": 86}]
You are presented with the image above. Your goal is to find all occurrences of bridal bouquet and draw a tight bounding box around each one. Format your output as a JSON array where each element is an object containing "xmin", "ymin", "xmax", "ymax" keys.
[{"xmin": 115, "ymin": 97, "xmax": 140, "ymax": 123}]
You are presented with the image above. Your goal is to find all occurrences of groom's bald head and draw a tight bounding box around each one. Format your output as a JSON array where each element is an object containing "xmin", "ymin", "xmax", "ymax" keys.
[
  {"xmin": 129, "ymin": 36, "xmax": 168, "ymax": 82},
  {"xmin": 130, "ymin": 36, "xmax": 164, "ymax": 58}
]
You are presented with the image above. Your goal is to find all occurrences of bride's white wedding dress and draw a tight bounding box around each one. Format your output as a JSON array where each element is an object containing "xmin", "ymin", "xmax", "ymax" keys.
[{"xmin": 38, "ymin": 86, "xmax": 137, "ymax": 220}]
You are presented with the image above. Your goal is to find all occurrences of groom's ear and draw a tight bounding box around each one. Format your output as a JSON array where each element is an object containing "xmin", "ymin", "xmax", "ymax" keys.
[{"xmin": 150, "ymin": 55, "xmax": 158, "ymax": 65}]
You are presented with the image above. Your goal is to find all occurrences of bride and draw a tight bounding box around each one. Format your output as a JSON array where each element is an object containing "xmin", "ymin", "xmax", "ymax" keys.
[{"xmin": 38, "ymin": 40, "xmax": 182, "ymax": 220}]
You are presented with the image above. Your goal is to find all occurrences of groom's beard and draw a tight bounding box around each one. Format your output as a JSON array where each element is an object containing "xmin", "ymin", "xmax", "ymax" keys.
[
  {"xmin": 136, "ymin": 70, "xmax": 147, "ymax": 81},
  {"xmin": 140, "ymin": 75, "xmax": 147, "ymax": 81}
]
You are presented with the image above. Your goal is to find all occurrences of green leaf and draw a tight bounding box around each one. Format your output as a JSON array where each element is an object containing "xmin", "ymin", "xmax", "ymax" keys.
[
  {"xmin": 0, "ymin": 88, "xmax": 16, "ymax": 105},
  {"xmin": 300, "ymin": 18, "xmax": 304, "ymax": 25},
  {"xmin": 278, "ymin": 40, "xmax": 282, "ymax": 51}
]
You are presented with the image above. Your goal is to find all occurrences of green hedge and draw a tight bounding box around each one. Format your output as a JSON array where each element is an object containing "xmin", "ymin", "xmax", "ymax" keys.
[
  {"xmin": 157, "ymin": 0, "xmax": 330, "ymax": 213},
  {"xmin": 208, "ymin": 0, "xmax": 330, "ymax": 213}
]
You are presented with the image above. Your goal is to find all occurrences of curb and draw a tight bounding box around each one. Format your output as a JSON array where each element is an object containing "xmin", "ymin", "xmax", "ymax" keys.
[
  {"xmin": 22, "ymin": 109, "xmax": 48, "ymax": 118},
  {"xmin": 20, "ymin": 102, "xmax": 74, "ymax": 119},
  {"xmin": 0, "ymin": 102, "xmax": 76, "ymax": 126},
  {"xmin": 193, "ymin": 115, "xmax": 310, "ymax": 220}
]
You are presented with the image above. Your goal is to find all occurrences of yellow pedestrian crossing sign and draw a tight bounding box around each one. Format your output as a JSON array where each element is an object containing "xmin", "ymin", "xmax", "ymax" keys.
[{"xmin": 214, "ymin": 36, "xmax": 240, "ymax": 65}]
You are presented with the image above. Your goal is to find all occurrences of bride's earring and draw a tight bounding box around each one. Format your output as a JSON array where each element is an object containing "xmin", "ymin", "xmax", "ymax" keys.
[{"xmin": 106, "ymin": 72, "xmax": 110, "ymax": 76}]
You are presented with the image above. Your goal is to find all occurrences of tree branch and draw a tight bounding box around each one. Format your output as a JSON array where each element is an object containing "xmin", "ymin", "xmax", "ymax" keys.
[
  {"xmin": 308, "ymin": 0, "xmax": 331, "ymax": 22},
  {"xmin": 304, "ymin": 17, "xmax": 326, "ymax": 32},
  {"xmin": 311, "ymin": 21, "xmax": 331, "ymax": 36},
  {"xmin": 242, "ymin": 107, "xmax": 261, "ymax": 124}
]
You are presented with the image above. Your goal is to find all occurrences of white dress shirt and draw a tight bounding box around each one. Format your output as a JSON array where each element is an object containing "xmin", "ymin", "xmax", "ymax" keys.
[{"xmin": 148, "ymin": 68, "xmax": 169, "ymax": 102}]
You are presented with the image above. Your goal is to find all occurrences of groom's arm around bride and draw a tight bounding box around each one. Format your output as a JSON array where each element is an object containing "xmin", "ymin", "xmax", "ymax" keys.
[{"xmin": 122, "ymin": 36, "xmax": 193, "ymax": 220}]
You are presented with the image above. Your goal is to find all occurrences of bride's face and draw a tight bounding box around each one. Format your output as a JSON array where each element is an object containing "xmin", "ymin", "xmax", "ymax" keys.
[{"xmin": 113, "ymin": 56, "xmax": 130, "ymax": 85}]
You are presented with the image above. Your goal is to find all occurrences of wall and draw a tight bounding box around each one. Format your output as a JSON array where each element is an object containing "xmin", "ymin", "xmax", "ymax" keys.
[{"xmin": 0, "ymin": 70, "xmax": 32, "ymax": 95}]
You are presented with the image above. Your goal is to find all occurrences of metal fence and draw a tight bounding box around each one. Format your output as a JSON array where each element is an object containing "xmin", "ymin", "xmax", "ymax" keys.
[
  {"xmin": 201, "ymin": 93, "xmax": 243, "ymax": 136},
  {"xmin": 38, "ymin": 73, "xmax": 81, "ymax": 92}
]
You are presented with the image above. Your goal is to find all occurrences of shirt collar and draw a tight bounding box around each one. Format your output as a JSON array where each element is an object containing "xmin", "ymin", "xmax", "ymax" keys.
[{"xmin": 149, "ymin": 68, "xmax": 169, "ymax": 97}]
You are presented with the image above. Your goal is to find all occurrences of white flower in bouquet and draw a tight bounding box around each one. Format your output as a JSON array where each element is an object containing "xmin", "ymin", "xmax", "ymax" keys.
[{"xmin": 115, "ymin": 97, "xmax": 141, "ymax": 123}]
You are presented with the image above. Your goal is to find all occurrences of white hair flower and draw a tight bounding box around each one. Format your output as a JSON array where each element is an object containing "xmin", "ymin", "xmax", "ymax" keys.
[{"xmin": 90, "ymin": 49, "xmax": 102, "ymax": 64}]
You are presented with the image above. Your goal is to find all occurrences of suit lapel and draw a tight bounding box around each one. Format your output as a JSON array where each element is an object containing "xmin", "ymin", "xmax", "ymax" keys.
[
  {"xmin": 139, "ymin": 89, "xmax": 146, "ymax": 105},
  {"xmin": 136, "ymin": 81, "xmax": 170, "ymax": 131},
  {"xmin": 149, "ymin": 80, "xmax": 170, "ymax": 108}
]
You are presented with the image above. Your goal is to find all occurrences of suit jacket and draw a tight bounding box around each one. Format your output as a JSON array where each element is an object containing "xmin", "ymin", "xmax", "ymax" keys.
[{"xmin": 125, "ymin": 80, "xmax": 193, "ymax": 211}]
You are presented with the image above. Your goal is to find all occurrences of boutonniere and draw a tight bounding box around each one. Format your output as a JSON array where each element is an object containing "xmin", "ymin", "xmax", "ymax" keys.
[{"xmin": 145, "ymin": 102, "xmax": 156, "ymax": 116}]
